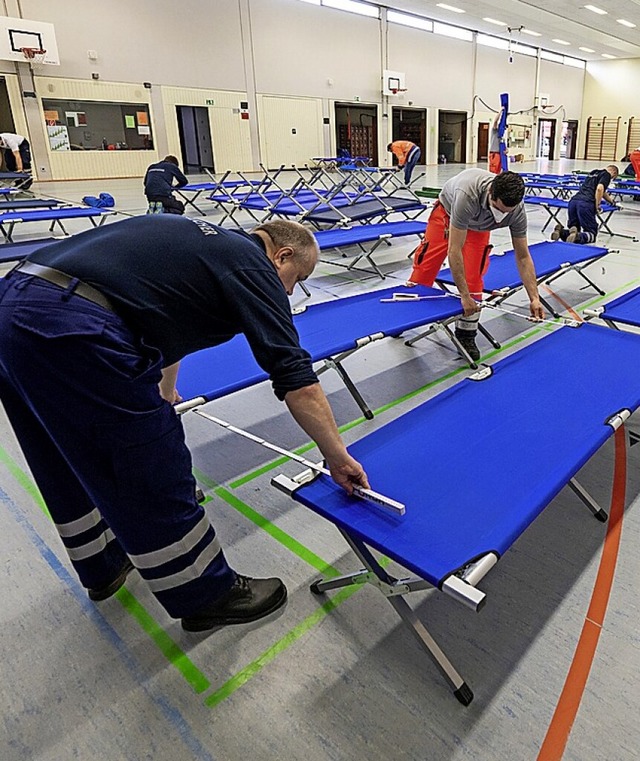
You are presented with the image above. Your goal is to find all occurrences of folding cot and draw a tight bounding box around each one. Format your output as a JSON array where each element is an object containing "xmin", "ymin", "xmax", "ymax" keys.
[
  {"xmin": 0, "ymin": 237, "xmax": 57, "ymax": 264},
  {"xmin": 0, "ymin": 171, "xmax": 32, "ymax": 190},
  {"xmin": 0, "ymin": 198, "xmax": 65, "ymax": 211},
  {"xmin": 404, "ymin": 240, "xmax": 611, "ymax": 354},
  {"xmin": 585, "ymin": 285, "xmax": 640, "ymax": 331},
  {"xmin": 175, "ymin": 178, "xmax": 265, "ymax": 215},
  {"xmin": 314, "ymin": 220, "xmax": 425, "ymax": 278},
  {"xmin": 0, "ymin": 206, "xmax": 115, "ymax": 242},
  {"xmin": 436, "ymin": 240, "xmax": 610, "ymax": 318},
  {"xmin": 177, "ymin": 283, "xmax": 469, "ymax": 422},
  {"xmin": 523, "ymin": 195, "xmax": 634, "ymax": 240},
  {"xmin": 272, "ymin": 323, "xmax": 640, "ymax": 703}
]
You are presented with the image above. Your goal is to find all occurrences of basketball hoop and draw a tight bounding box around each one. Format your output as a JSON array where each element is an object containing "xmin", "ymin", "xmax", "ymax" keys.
[
  {"xmin": 389, "ymin": 88, "xmax": 408, "ymax": 96},
  {"xmin": 20, "ymin": 47, "xmax": 47, "ymax": 65}
]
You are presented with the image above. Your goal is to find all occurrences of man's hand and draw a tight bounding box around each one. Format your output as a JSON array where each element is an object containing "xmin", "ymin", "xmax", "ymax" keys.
[
  {"xmin": 159, "ymin": 385, "xmax": 183, "ymax": 404},
  {"xmin": 326, "ymin": 453, "xmax": 370, "ymax": 495},
  {"xmin": 529, "ymin": 296, "xmax": 544, "ymax": 321},
  {"xmin": 461, "ymin": 294, "xmax": 481, "ymax": 317}
]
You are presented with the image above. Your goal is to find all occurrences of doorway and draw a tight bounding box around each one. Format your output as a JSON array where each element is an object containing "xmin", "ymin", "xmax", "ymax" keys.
[
  {"xmin": 334, "ymin": 103, "xmax": 378, "ymax": 165},
  {"xmin": 438, "ymin": 110, "xmax": 467, "ymax": 163},
  {"xmin": 537, "ymin": 119, "xmax": 556, "ymax": 160},
  {"xmin": 176, "ymin": 106, "xmax": 214, "ymax": 174},
  {"xmin": 561, "ymin": 120, "xmax": 578, "ymax": 159},
  {"xmin": 477, "ymin": 122, "xmax": 489, "ymax": 162},
  {"xmin": 391, "ymin": 107, "xmax": 426, "ymax": 161}
]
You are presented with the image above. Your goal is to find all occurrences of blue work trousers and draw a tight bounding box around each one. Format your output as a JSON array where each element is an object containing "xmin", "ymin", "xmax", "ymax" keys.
[
  {"xmin": 567, "ymin": 198, "xmax": 598, "ymax": 244},
  {"xmin": 0, "ymin": 272, "xmax": 235, "ymax": 618},
  {"xmin": 403, "ymin": 147, "xmax": 421, "ymax": 185}
]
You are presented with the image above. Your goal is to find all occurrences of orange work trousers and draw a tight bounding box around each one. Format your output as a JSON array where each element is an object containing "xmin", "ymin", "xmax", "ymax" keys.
[
  {"xmin": 630, "ymin": 150, "xmax": 640, "ymax": 182},
  {"xmin": 409, "ymin": 202, "xmax": 492, "ymax": 297},
  {"xmin": 488, "ymin": 151, "xmax": 502, "ymax": 175}
]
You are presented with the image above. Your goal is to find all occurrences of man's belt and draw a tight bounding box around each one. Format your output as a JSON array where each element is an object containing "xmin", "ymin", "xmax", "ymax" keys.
[{"xmin": 14, "ymin": 260, "xmax": 115, "ymax": 312}]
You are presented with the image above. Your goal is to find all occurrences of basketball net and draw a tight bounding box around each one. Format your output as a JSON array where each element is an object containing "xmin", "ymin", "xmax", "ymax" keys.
[{"xmin": 20, "ymin": 47, "xmax": 47, "ymax": 66}]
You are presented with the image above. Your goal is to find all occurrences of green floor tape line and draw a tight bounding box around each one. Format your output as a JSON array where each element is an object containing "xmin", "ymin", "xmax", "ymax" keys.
[
  {"xmin": 203, "ymin": 584, "xmax": 358, "ymax": 708},
  {"xmin": 0, "ymin": 445, "xmax": 211, "ymax": 694},
  {"xmin": 203, "ymin": 555, "xmax": 391, "ymax": 709},
  {"xmin": 116, "ymin": 588, "xmax": 211, "ymax": 694},
  {"xmin": 0, "ymin": 446, "xmax": 50, "ymax": 518}
]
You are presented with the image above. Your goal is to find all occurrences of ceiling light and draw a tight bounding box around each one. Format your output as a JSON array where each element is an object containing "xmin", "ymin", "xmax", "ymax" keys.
[
  {"xmin": 601, "ymin": 53, "xmax": 616, "ymax": 58},
  {"xmin": 436, "ymin": 3, "xmax": 465, "ymax": 13},
  {"xmin": 617, "ymin": 19, "xmax": 637, "ymax": 28},
  {"xmin": 584, "ymin": 5, "xmax": 607, "ymax": 14},
  {"xmin": 552, "ymin": 39, "xmax": 570, "ymax": 45},
  {"xmin": 579, "ymin": 46, "xmax": 595, "ymax": 52},
  {"xmin": 521, "ymin": 29, "xmax": 542, "ymax": 37},
  {"xmin": 483, "ymin": 17, "xmax": 506, "ymax": 26}
]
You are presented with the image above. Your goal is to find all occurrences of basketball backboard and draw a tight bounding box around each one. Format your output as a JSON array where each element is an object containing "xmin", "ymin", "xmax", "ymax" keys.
[{"xmin": 0, "ymin": 16, "xmax": 59, "ymax": 65}]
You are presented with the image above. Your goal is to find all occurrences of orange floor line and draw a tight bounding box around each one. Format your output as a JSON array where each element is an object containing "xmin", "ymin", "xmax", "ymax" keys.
[
  {"xmin": 536, "ymin": 427, "xmax": 627, "ymax": 761},
  {"xmin": 541, "ymin": 284, "xmax": 583, "ymax": 322}
]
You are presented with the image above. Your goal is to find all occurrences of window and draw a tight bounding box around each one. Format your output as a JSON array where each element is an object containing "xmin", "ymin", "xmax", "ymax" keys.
[
  {"xmin": 433, "ymin": 22, "xmax": 473, "ymax": 41},
  {"xmin": 322, "ymin": 0, "xmax": 379, "ymax": 18},
  {"xmin": 41, "ymin": 99, "xmax": 153, "ymax": 151},
  {"xmin": 387, "ymin": 10, "xmax": 433, "ymax": 31}
]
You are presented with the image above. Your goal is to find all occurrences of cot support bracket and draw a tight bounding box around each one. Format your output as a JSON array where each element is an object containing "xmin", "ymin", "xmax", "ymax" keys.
[
  {"xmin": 405, "ymin": 319, "xmax": 480, "ymax": 369},
  {"xmin": 272, "ymin": 471, "xmax": 475, "ymax": 703},
  {"xmin": 312, "ymin": 527, "xmax": 474, "ymax": 705}
]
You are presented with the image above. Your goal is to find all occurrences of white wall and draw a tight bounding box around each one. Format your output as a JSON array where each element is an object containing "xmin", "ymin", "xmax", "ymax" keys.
[
  {"xmin": 0, "ymin": 0, "xmax": 590, "ymax": 177},
  {"xmin": 581, "ymin": 59, "xmax": 640, "ymax": 160}
]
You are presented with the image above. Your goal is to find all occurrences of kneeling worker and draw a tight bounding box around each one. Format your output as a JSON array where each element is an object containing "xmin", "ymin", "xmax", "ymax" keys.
[
  {"xmin": 407, "ymin": 169, "xmax": 544, "ymax": 360},
  {"xmin": 551, "ymin": 164, "xmax": 618, "ymax": 245},
  {"xmin": 144, "ymin": 154, "xmax": 189, "ymax": 214},
  {"xmin": 0, "ymin": 131, "xmax": 33, "ymax": 189}
]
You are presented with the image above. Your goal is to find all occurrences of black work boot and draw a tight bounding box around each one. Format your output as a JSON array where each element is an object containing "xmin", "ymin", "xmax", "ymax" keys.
[
  {"xmin": 88, "ymin": 559, "xmax": 135, "ymax": 601},
  {"xmin": 455, "ymin": 330, "xmax": 481, "ymax": 362},
  {"xmin": 181, "ymin": 575, "xmax": 287, "ymax": 631}
]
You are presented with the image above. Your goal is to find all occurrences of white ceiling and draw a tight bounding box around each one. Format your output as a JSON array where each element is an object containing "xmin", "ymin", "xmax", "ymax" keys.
[{"xmin": 382, "ymin": 0, "xmax": 640, "ymax": 60}]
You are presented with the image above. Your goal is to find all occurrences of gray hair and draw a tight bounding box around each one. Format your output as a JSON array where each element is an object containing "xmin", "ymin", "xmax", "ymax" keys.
[{"xmin": 253, "ymin": 220, "xmax": 319, "ymax": 263}]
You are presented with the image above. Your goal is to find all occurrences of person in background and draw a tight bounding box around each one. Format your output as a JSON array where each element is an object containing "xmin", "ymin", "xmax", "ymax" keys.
[
  {"xmin": 488, "ymin": 107, "xmax": 505, "ymax": 175},
  {"xmin": 407, "ymin": 169, "xmax": 543, "ymax": 361},
  {"xmin": 0, "ymin": 131, "xmax": 33, "ymax": 189},
  {"xmin": 143, "ymin": 154, "xmax": 188, "ymax": 214},
  {"xmin": 387, "ymin": 140, "xmax": 421, "ymax": 185},
  {"xmin": 551, "ymin": 164, "xmax": 619, "ymax": 245}
]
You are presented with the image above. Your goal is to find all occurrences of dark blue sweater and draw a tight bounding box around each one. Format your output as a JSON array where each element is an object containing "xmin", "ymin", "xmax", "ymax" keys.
[
  {"xmin": 143, "ymin": 161, "xmax": 188, "ymax": 199},
  {"xmin": 28, "ymin": 216, "xmax": 317, "ymax": 399}
]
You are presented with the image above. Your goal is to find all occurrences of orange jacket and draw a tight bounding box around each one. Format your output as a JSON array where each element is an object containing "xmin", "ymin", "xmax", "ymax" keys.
[{"xmin": 389, "ymin": 140, "xmax": 417, "ymax": 166}]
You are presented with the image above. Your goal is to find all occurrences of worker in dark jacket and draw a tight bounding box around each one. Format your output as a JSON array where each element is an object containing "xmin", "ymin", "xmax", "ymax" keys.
[
  {"xmin": 143, "ymin": 155, "xmax": 188, "ymax": 214},
  {"xmin": 0, "ymin": 217, "xmax": 369, "ymax": 632}
]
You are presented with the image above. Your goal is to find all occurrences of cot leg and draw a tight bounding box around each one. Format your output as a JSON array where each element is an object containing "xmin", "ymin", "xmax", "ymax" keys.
[
  {"xmin": 567, "ymin": 477, "xmax": 607, "ymax": 522},
  {"xmin": 539, "ymin": 294, "xmax": 561, "ymax": 319},
  {"xmin": 476, "ymin": 322, "xmax": 501, "ymax": 350},
  {"xmin": 575, "ymin": 267, "xmax": 605, "ymax": 295},
  {"xmin": 335, "ymin": 529, "xmax": 473, "ymax": 705},
  {"xmin": 323, "ymin": 358, "xmax": 373, "ymax": 420}
]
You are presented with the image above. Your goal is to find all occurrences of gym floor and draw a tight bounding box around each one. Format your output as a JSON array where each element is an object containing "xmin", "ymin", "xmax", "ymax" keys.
[{"xmin": 1, "ymin": 159, "xmax": 639, "ymax": 761}]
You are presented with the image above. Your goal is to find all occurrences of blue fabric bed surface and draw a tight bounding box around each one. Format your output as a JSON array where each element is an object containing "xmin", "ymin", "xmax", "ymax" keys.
[
  {"xmin": 0, "ymin": 237, "xmax": 58, "ymax": 262},
  {"xmin": 601, "ymin": 286, "xmax": 640, "ymax": 327},
  {"xmin": 181, "ymin": 180, "xmax": 262, "ymax": 192},
  {"xmin": 0, "ymin": 207, "xmax": 110, "ymax": 222},
  {"xmin": 235, "ymin": 192, "xmax": 379, "ymax": 213},
  {"xmin": 436, "ymin": 240, "xmax": 609, "ymax": 292},
  {"xmin": 315, "ymin": 221, "xmax": 425, "ymax": 249},
  {"xmin": 289, "ymin": 323, "xmax": 640, "ymax": 587},
  {"xmin": 302, "ymin": 197, "xmax": 424, "ymax": 223},
  {"xmin": 177, "ymin": 283, "xmax": 461, "ymax": 402},
  {"xmin": 524, "ymin": 196, "xmax": 618, "ymax": 211},
  {"xmin": 0, "ymin": 199, "xmax": 63, "ymax": 210}
]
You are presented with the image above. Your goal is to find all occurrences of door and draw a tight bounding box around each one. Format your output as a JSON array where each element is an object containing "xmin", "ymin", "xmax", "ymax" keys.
[
  {"xmin": 259, "ymin": 96, "xmax": 324, "ymax": 169},
  {"xmin": 391, "ymin": 107, "xmax": 426, "ymax": 162},
  {"xmin": 537, "ymin": 119, "xmax": 556, "ymax": 160},
  {"xmin": 334, "ymin": 103, "xmax": 378, "ymax": 166},
  {"xmin": 477, "ymin": 122, "xmax": 489, "ymax": 162},
  {"xmin": 176, "ymin": 105, "xmax": 214, "ymax": 174},
  {"xmin": 561, "ymin": 120, "xmax": 578, "ymax": 159},
  {"xmin": 438, "ymin": 110, "xmax": 467, "ymax": 163}
]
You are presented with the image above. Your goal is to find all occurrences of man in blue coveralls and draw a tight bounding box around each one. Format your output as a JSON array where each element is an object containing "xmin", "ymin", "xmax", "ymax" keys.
[
  {"xmin": 143, "ymin": 154, "xmax": 188, "ymax": 214},
  {"xmin": 551, "ymin": 164, "xmax": 619, "ymax": 244},
  {"xmin": 0, "ymin": 217, "xmax": 369, "ymax": 632}
]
